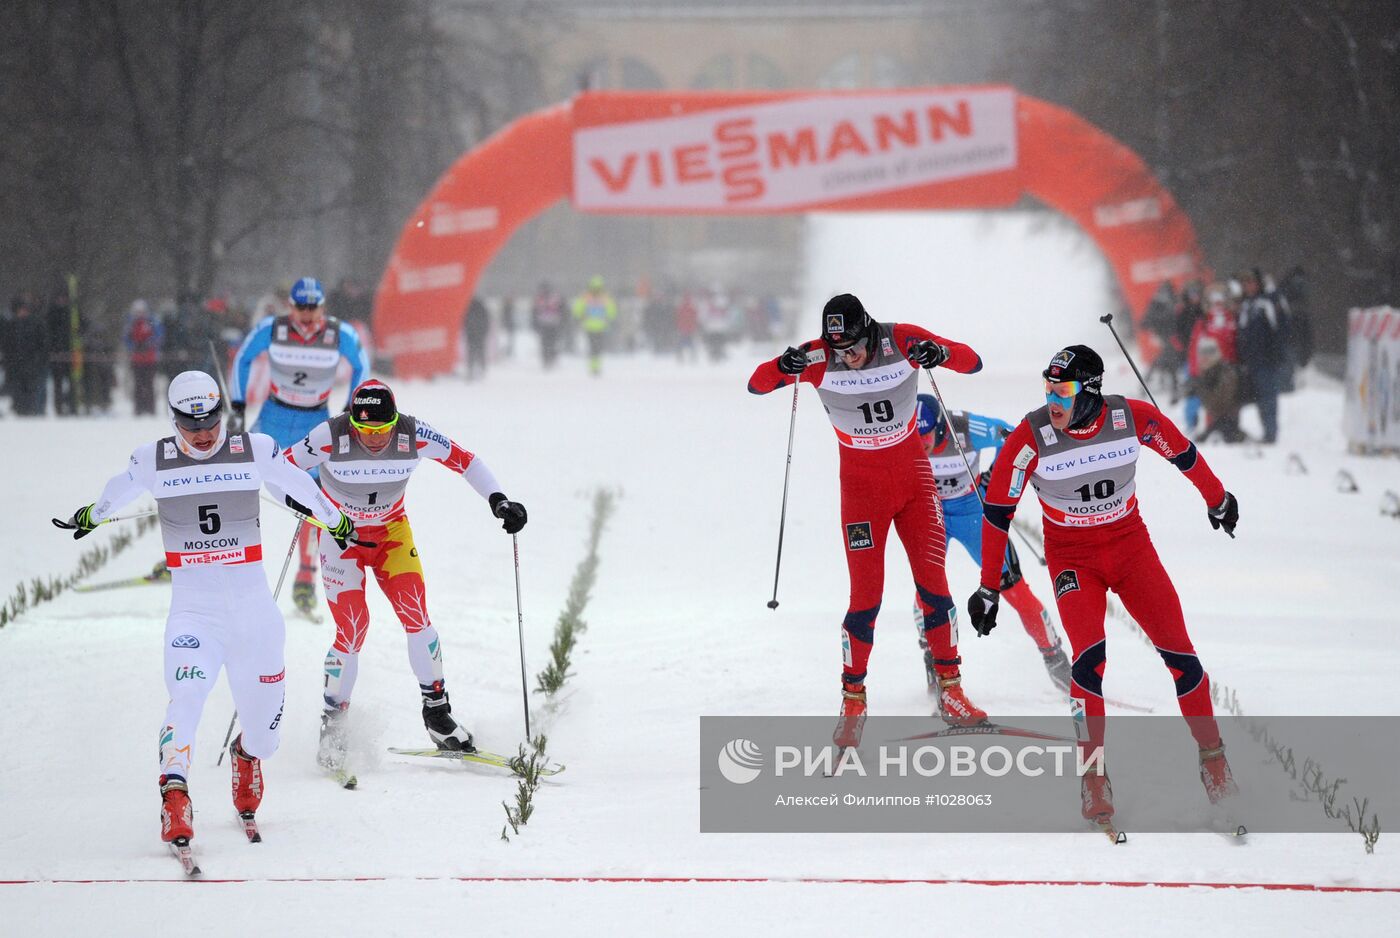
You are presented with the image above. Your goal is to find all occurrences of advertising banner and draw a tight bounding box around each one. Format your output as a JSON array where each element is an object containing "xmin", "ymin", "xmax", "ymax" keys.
[
  {"xmin": 1345, "ymin": 306, "xmax": 1400, "ymax": 452},
  {"xmin": 573, "ymin": 89, "xmax": 1018, "ymax": 212}
]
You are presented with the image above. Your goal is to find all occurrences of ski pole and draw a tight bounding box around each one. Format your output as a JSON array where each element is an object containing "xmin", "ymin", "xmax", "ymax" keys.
[
  {"xmin": 925, "ymin": 372, "xmax": 986, "ymax": 510},
  {"xmin": 50, "ymin": 508, "xmax": 158, "ymax": 531},
  {"xmin": 1011, "ymin": 522, "xmax": 1048, "ymax": 567},
  {"xmin": 215, "ymin": 712, "xmax": 238, "ymax": 767},
  {"xmin": 258, "ymin": 494, "xmax": 377, "ymax": 548},
  {"xmin": 767, "ymin": 378, "xmax": 801, "ymax": 609},
  {"xmin": 207, "ymin": 340, "xmax": 231, "ymax": 399},
  {"xmin": 512, "ymin": 533, "xmax": 531, "ymax": 740},
  {"xmin": 1098, "ymin": 313, "xmax": 1160, "ymax": 409}
]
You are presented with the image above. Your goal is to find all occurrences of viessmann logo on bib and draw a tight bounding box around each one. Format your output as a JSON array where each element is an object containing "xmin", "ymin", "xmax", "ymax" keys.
[{"xmin": 573, "ymin": 89, "xmax": 1017, "ymax": 211}]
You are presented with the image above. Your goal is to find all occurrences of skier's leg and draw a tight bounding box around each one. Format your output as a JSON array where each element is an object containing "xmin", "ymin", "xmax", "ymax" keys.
[
  {"xmin": 895, "ymin": 458, "xmax": 985, "ymax": 724},
  {"xmin": 1047, "ymin": 550, "xmax": 1110, "ymax": 759},
  {"xmin": 223, "ymin": 586, "xmax": 287, "ymax": 761},
  {"xmin": 370, "ymin": 519, "xmax": 443, "ymax": 693},
  {"xmin": 1113, "ymin": 528, "xmax": 1221, "ymax": 749},
  {"xmin": 160, "ymin": 596, "xmax": 225, "ymax": 785},
  {"xmin": 320, "ymin": 535, "xmax": 373, "ymax": 708},
  {"xmin": 894, "ymin": 465, "xmax": 956, "ymax": 675},
  {"xmin": 838, "ymin": 486, "xmax": 892, "ymax": 691}
]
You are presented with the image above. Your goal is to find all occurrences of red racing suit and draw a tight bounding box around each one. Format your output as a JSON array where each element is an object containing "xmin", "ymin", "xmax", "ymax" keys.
[
  {"xmin": 749, "ymin": 322, "xmax": 982, "ymax": 689},
  {"xmin": 286, "ymin": 412, "xmax": 503, "ymax": 705},
  {"xmin": 978, "ymin": 395, "xmax": 1226, "ymax": 754}
]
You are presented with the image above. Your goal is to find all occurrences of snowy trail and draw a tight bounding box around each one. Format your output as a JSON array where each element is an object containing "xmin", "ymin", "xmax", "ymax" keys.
[
  {"xmin": 3, "ymin": 213, "xmax": 1397, "ymax": 932},
  {"xmin": 1, "ymin": 352, "xmax": 1396, "ymax": 934}
]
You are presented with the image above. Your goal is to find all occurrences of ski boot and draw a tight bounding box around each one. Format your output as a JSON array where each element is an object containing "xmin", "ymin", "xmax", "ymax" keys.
[
  {"xmin": 935, "ymin": 672, "xmax": 988, "ymax": 727},
  {"xmin": 1199, "ymin": 742, "xmax": 1239, "ymax": 804},
  {"xmin": 422, "ymin": 686, "xmax": 476, "ymax": 752},
  {"xmin": 833, "ymin": 682, "xmax": 867, "ymax": 749},
  {"xmin": 229, "ymin": 734, "xmax": 264, "ymax": 817},
  {"xmin": 1081, "ymin": 767, "xmax": 1115, "ymax": 822},
  {"xmin": 292, "ymin": 579, "xmax": 317, "ymax": 616},
  {"xmin": 317, "ymin": 707, "xmax": 349, "ymax": 772},
  {"xmin": 160, "ymin": 775, "xmax": 194, "ymax": 843},
  {"xmin": 149, "ymin": 560, "xmax": 171, "ymax": 582},
  {"xmin": 1042, "ymin": 641, "xmax": 1073, "ymax": 695}
]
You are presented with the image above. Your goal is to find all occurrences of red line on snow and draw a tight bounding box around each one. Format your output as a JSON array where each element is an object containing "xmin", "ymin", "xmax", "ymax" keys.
[{"xmin": 1, "ymin": 876, "xmax": 1397, "ymax": 893}]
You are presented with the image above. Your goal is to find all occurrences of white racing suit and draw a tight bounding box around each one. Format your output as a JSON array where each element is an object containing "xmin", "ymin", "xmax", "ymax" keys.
[{"xmin": 90, "ymin": 430, "xmax": 341, "ymax": 783}]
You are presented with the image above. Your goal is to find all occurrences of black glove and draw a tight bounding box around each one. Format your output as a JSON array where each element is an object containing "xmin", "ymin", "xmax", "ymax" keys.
[
  {"xmin": 1208, "ymin": 491, "xmax": 1238, "ymax": 537},
  {"xmin": 285, "ymin": 494, "xmax": 314, "ymax": 517},
  {"xmin": 489, "ymin": 492, "xmax": 528, "ymax": 535},
  {"xmin": 909, "ymin": 340, "xmax": 950, "ymax": 369},
  {"xmin": 227, "ymin": 401, "xmax": 246, "ymax": 435},
  {"xmin": 777, "ymin": 346, "xmax": 808, "ymax": 376},
  {"xmin": 967, "ymin": 586, "xmax": 1000, "ymax": 637},
  {"xmin": 977, "ymin": 469, "xmax": 993, "ymax": 492},
  {"xmin": 329, "ymin": 513, "xmax": 356, "ymax": 550},
  {"xmin": 66, "ymin": 504, "xmax": 99, "ymax": 540}
]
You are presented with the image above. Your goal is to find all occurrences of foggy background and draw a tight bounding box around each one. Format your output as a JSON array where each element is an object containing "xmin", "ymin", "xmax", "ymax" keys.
[{"xmin": 2, "ymin": 0, "xmax": 1397, "ymax": 357}]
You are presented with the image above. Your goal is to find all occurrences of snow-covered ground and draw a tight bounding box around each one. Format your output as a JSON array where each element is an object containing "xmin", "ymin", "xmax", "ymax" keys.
[{"xmin": 2, "ymin": 213, "xmax": 1396, "ymax": 934}]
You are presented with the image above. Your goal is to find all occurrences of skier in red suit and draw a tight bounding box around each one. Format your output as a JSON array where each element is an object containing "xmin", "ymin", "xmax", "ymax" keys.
[
  {"xmin": 749, "ymin": 294, "xmax": 988, "ymax": 748},
  {"xmin": 966, "ymin": 345, "xmax": 1241, "ymax": 825}
]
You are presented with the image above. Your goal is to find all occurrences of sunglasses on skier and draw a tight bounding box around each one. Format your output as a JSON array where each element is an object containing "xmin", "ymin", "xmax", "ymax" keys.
[
  {"xmin": 349, "ymin": 413, "xmax": 399, "ymax": 436},
  {"xmin": 172, "ymin": 400, "xmax": 223, "ymax": 432},
  {"xmin": 1044, "ymin": 379, "xmax": 1082, "ymax": 399}
]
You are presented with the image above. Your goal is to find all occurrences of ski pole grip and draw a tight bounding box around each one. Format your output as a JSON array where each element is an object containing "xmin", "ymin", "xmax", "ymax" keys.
[{"xmin": 1099, "ymin": 313, "xmax": 1114, "ymax": 324}]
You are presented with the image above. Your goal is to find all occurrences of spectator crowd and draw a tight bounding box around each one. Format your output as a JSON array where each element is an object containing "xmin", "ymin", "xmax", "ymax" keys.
[
  {"xmin": 1140, "ymin": 265, "xmax": 1311, "ymax": 445},
  {"xmin": 1, "ymin": 277, "xmax": 373, "ymax": 418}
]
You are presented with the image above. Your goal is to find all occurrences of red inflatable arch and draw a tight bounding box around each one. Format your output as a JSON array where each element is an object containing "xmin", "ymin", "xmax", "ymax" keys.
[{"xmin": 374, "ymin": 88, "xmax": 1205, "ymax": 377}]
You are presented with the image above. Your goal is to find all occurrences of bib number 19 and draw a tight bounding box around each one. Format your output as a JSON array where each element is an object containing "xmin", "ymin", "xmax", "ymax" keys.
[{"xmin": 857, "ymin": 400, "xmax": 894, "ymax": 423}]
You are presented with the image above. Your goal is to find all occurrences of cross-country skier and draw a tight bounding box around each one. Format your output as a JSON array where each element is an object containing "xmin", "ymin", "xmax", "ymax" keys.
[
  {"xmin": 60, "ymin": 371, "xmax": 354, "ymax": 853},
  {"xmin": 283, "ymin": 379, "xmax": 528, "ymax": 769},
  {"xmin": 748, "ymin": 293, "xmax": 988, "ymax": 749},
  {"xmin": 229, "ymin": 277, "xmax": 369, "ymax": 616},
  {"xmin": 912, "ymin": 393, "xmax": 1072, "ymax": 694},
  {"xmin": 966, "ymin": 345, "xmax": 1241, "ymax": 826}
]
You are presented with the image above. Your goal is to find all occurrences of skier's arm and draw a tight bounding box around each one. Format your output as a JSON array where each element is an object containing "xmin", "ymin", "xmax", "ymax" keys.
[
  {"xmin": 966, "ymin": 413, "xmax": 1014, "ymax": 456},
  {"xmin": 338, "ymin": 322, "xmax": 370, "ymax": 407},
  {"xmin": 90, "ymin": 443, "xmax": 158, "ymax": 522},
  {"xmin": 747, "ymin": 340, "xmax": 828, "ymax": 394},
  {"xmin": 1127, "ymin": 399, "xmax": 1226, "ymax": 507},
  {"xmin": 892, "ymin": 323, "xmax": 982, "ymax": 374},
  {"xmin": 979, "ymin": 419, "xmax": 1038, "ymax": 590},
  {"xmin": 252, "ymin": 433, "xmax": 342, "ymax": 528},
  {"xmin": 415, "ymin": 419, "xmax": 503, "ymax": 502},
  {"xmin": 229, "ymin": 316, "xmax": 274, "ymax": 404},
  {"xmin": 282, "ymin": 422, "xmax": 333, "ymax": 472}
]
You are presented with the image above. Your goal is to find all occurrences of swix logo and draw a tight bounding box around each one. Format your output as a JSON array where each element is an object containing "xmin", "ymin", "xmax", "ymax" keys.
[
  {"xmin": 574, "ymin": 89, "xmax": 1016, "ymax": 211},
  {"xmin": 174, "ymin": 665, "xmax": 206, "ymax": 681}
]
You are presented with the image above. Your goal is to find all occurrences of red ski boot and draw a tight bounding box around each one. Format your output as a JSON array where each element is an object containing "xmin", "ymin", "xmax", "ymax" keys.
[
  {"xmin": 1199, "ymin": 743, "xmax": 1239, "ymax": 804},
  {"xmin": 1080, "ymin": 768, "xmax": 1115, "ymax": 822},
  {"xmin": 832, "ymin": 683, "xmax": 867, "ymax": 749},
  {"xmin": 160, "ymin": 776, "xmax": 194, "ymax": 843},
  {"xmin": 936, "ymin": 672, "xmax": 988, "ymax": 726},
  {"xmin": 230, "ymin": 735, "xmax": 264, "ymax": 816}
]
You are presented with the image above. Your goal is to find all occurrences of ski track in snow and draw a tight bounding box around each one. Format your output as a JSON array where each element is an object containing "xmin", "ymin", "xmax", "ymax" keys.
[{"xmin": 3, "ymin": 214, "xmax": 1397, "ymax": 933}]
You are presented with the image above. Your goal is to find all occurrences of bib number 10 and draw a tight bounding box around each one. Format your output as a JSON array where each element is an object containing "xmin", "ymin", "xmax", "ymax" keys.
[
  {"xmin": 1075, "ymin": 479, "xmax": 1116, "ymax": 502},
  {"xmin": 857, "ymin": 400, "xmax": 894, "ymax": 424}
]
